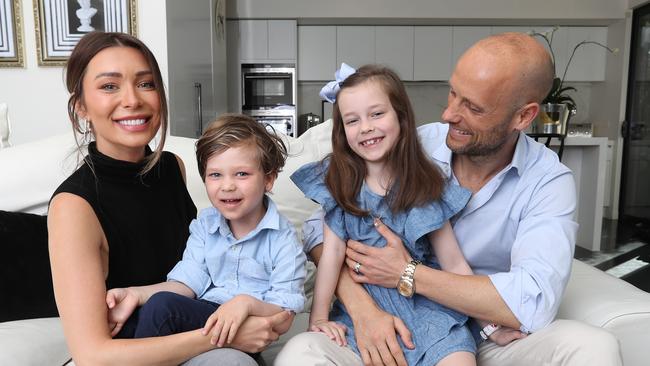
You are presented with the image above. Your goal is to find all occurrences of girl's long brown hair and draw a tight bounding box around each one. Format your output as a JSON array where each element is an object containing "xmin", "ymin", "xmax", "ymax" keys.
[{"xmin": 325, "ymin": 64, "xmax": 445, "ymax": 216}]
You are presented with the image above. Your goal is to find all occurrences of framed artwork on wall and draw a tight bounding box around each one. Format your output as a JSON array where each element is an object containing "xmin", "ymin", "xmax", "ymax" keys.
[
  {"xmin": 34, "ymin": 0, "xmax": 137, "ymax": 66},
  {"xmin": 0, "ymin": 0, "xmax": 25, "ymax": 67}
]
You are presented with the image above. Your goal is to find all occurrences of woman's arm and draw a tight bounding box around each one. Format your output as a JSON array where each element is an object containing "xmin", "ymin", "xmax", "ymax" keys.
[{"xmin": 49, "ymin": 193, "xmax": 216, "ymax": 366}]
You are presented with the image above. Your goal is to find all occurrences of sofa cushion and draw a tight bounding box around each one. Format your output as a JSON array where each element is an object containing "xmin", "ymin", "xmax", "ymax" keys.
[
  {"xmin": 0, "ymin": 133, "xmax": 78, "ymax": 215},
  {"xmin": 273, "ymin": 120, "xmax": 333, "ymax": 238},
  {"xmin": 0, "ymin": 317, "xmax": 70, "ymax": 365},
  {"xmin": 0, "ymin": 210, "xmax": 58, "ymax": 322}
]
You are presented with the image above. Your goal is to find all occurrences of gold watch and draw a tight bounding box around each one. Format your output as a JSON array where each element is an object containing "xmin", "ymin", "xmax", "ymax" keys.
[{"xmin": 397, "ymin": 260, "xmax": 421, "ymax": 297}]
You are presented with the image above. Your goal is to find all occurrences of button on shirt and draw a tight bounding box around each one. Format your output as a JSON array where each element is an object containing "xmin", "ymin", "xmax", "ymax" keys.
[
  {"xmin": 168, "ymin": 198, "xmax": 307, "ymax": 312},
  {"xmin": 303, "ymin": 122, "xmax": 578, "ymax": 333}
]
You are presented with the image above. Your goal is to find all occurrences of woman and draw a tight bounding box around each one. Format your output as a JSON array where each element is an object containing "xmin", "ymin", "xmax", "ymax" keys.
[{"xmin": 48, "ymin": 32, "xmax": 291, "ymax": 365}]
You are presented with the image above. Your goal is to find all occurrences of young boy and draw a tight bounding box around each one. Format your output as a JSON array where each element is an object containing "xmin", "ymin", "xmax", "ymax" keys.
[{"xmin": 105, "ymin": 114, "xmax": 306, "ymax": 351}]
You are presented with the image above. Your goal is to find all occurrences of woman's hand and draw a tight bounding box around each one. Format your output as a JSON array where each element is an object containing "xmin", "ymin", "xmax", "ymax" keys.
[
  {"xmin": 106, "ymin": 287, "xmax": 140, "ymax": 337},
  {"xmin": 346, "ymin": 218, "xmax": 412, "ymax": 288},
  {"xmin": 352, "ymin": 304, "xmax": 414, "ymax": 366}
]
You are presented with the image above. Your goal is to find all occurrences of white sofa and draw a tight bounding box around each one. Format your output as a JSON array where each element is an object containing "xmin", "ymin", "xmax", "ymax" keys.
[{"xmin": 1, "ymin": 121, "xmax": 650, "ymax": 365}]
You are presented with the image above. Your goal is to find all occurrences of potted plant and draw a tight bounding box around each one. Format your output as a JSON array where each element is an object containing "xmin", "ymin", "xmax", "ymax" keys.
[{"xmin": 531, "ymin": 27, "xmax": 618, "ymax": 135}]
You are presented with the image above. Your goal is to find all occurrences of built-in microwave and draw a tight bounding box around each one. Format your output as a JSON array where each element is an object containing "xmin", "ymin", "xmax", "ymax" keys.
[{"xmin": 241, "ymin": 63, "xmax": 296, "ymax": 109}]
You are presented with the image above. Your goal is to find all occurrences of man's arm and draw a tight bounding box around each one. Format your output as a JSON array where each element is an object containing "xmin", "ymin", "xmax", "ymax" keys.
[{"xmin": 345, "ymin": 222, "xmax": 520, "ymax": 329}]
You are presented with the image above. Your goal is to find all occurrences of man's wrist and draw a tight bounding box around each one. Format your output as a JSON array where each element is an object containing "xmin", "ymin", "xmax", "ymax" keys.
[
  {"xmin": 397, "ymin": 260, "xmax": 421, "ymax": 297},
  {"xmin": 480, "ymin": 323, "xmax": 501, "ymax": 341}
]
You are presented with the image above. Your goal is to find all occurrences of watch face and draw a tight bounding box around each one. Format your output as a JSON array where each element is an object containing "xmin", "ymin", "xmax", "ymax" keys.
[{"xmin": 397, "ymin": 279, "xmax": 413, "ymax": 297}]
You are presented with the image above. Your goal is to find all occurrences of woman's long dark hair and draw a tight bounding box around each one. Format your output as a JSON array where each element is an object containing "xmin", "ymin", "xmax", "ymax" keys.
[{"xmin": 325, "ymin": 64, "xmax": 445, "ymax": 216}]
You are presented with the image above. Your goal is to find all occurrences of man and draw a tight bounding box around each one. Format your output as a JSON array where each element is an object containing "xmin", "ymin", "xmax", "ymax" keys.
[{"xmin": 276, "ymin": 32, "xmax": 622, "ymax": 366}]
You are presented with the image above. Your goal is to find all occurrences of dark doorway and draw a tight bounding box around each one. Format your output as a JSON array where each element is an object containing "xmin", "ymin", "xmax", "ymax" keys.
[{"xmin": 621, "ymin": 3, "xmax": 650, "ymax": 245}]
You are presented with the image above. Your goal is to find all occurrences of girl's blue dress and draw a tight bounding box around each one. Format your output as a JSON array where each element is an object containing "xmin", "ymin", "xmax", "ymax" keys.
[{"xmin": 291, "ymin": 159, "xmax": 476, "ymax": 366}]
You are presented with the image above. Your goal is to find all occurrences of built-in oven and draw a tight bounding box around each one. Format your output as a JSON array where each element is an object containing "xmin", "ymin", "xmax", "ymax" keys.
[
  {"xmin": 241, "ymin": 63, "xmax": 297, "ymax": 136},
  {"xmin": 241, "ymin": 63, "xmax": 295, "ymax": 109}
]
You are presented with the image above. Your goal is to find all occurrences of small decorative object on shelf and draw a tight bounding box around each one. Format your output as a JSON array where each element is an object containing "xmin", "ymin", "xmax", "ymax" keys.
[{"xmin": 530, "ymin": 27, "xmax": 618, "ymax": 135}]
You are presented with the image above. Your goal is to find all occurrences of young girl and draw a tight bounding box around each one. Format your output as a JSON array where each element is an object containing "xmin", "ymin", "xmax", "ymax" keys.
[
  {"xmin": 105, "ymin": 114, "xmax": 306, "ymax": 354},
  {"xmin": 291, "ymin": 64, "xmax": 477, "ymax": 365}
]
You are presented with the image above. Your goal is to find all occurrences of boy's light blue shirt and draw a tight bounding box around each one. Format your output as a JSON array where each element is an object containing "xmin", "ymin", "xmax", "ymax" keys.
[
  {"xmin": 303, "ymin": 122, "xmax": 578, "ymax": 333},
  {"xmin": 168, "ymin": 197, "xmax": 306, "ymax": 313}
]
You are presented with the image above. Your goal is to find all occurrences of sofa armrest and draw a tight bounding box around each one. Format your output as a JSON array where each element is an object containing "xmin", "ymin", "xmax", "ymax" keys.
[{"xmin": 558, "ymin": 259, "xmax": 650, "ymax": 366}]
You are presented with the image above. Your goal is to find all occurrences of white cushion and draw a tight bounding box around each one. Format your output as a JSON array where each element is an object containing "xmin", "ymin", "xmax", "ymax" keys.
[
  {"xmin": 558, "ymin": 260, "xmax": 650, "ymax": 366},
  {"xmin": 0, "ymin": 133, "xmax": 78, "ymax": 214},
  {"xmin": 0, "ymin": 317, "xmax": 70, "ymax": 365}
]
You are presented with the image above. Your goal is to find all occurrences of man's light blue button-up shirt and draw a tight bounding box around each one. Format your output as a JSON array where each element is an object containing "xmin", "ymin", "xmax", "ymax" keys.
[
  {"xmin": 168, "ymin": 197, "xmax": 307, "ymax": 313},
  {"xmin": 303, "ymin": 122, "xmax": 578, "ymax": 333}
]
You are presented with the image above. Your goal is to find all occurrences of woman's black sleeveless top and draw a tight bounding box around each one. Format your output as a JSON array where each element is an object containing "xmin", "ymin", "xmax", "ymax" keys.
[{"xmin": 52, "ymin": 142, "xmax": 197, "ymax": 289}]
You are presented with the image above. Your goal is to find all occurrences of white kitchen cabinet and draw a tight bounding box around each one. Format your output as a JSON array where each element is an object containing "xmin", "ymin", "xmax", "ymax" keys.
[
  {"xmin": 237, "ymin": 20, "xmax": 296, "ymax": 62},
  {"xmin": 239, "ymin": 20, "xmax": 268, "ymax": 61},
  {"xmin": 268, "ymin": 20, "xmax": 297, "ymax": 60},
  {"xmin": 413, "ymin": 26, "xmax": 453, "ymax": 81},
  {"xmin": 337, "ymin": 26, "xmax": 375, "ymax": 69},
  {"xmin": 564, "ymin": 27, "xmax": 608, "ymax": 82},
  {"xmin": 375, "ymin": 26, "xmax": 414, "ymax": 80},
  {"xmin": 298, "ymin": 26, "xmax": 336, "ymax": 80},
  {"xmin": 451, "ymin": 26, "xmax": 491, "ymax": 66}
]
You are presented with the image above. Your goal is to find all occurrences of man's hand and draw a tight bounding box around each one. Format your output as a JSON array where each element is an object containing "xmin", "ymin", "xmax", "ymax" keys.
[
  {"xmin": 488, "ymin": 326, "xmax": 527, "ymax": 346},
  {"xmin": 352, "ymin": 304, "xmax": 414, "ymax": 366},
  {"xmin": 228, "ymin": 310, "xmax": 294, "ymax": 353},
  {"xmin": 106, "ymin": 287, "xmax": 140, "ymax": 337},
  {"xmin": 346, "ymin": 218, "xmax": 412, "ymax": 288}
]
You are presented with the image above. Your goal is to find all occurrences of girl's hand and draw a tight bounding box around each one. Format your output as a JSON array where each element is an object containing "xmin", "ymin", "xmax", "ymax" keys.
[
  {"xmin": 488, "ymin": 326, "xmax": 527, "ymax": 346},
  {"xmin": 105, "ymin": 287, "xmax": 140, "ymax": 337},
  {"xmin": 309, "ymin": 318, "xmax": 348, "ymax": 346},
  {"xmin": 203, "ymin": 295, "xmax": 252, "ymax": 347}
]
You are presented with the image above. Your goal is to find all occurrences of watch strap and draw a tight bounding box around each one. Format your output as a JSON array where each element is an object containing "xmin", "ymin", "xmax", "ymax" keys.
[
  {"xmin": 398, "ymin": 259, "xmax": 421, "ymax": 297},
  {"xmin": 480, "ymin": 323, "xmax": 501, "ymax": 340}
]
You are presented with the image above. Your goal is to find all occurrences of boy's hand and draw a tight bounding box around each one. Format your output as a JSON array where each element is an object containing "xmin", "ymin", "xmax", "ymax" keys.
[
  {"xmin": 106, "ymin": 287, "xmax": 140, "ymax": 336},
  {"xmin": 309, "ymin": 318, "xmax": 348, "ymax": 346},
  {"xmin": 488, "ymin": 326, "xmax": 527, "ymax": 346},
  {"xmin": 203, "ymin": 294, "xmax": 252, "ymax": 347}
]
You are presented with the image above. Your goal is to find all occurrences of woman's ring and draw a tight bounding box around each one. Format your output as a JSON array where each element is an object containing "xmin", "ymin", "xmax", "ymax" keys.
[{"xmin": 354, "ymin": 261, "xmax": 362, "ymax": 274}]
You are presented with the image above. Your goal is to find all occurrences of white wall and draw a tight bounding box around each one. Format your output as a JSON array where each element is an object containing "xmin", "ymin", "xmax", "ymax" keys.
[
  {"xmin": 0, "ymin": 0, "xmax": 167, "ymax": 146},
  {"xmin": 228, "ymin": 0, "xmax": 627, "ymax": 21}
]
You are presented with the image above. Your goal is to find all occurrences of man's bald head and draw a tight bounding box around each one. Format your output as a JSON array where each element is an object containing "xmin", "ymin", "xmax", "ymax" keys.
[{"xmin": 461, "ymin": 32, "xmax": 555, "ymax": 106}]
